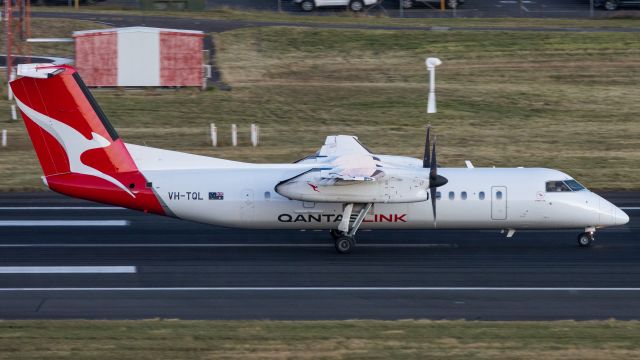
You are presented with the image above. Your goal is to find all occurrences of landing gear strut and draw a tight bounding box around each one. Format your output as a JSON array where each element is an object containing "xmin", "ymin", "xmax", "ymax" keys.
[
  {"xmin": 331, "ymin": 203, "xmax": 372, "ymax": 254},
  {"xmin": 577, "ymin": 231, "xmax": 595, "ymax": 247}
]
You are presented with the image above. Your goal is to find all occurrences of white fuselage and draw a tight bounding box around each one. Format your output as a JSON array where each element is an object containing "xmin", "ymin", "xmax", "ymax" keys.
[{"xmin": 127, "ymin": 144, "xmax": 628, "ymax": 231}]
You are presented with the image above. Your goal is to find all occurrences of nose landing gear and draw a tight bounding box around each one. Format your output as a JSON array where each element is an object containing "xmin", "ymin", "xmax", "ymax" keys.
[{"xmin": 577, "ymin": 231, "xmax": 595, "ymax": 247}]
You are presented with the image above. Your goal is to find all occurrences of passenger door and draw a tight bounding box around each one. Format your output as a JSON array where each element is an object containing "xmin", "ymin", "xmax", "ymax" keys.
[
  {"xmin": 240, "ymin": 189, "xmax": 254, "ymax": 222},
  {"xmin": 491, "ymin": 186, "xmax": 507, "ymax": 220}
]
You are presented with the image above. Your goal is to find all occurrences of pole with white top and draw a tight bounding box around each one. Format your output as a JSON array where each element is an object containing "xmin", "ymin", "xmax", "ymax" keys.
[{"xmin": 426, "ymin": 57, "xmax": 442, "ymax": 114}]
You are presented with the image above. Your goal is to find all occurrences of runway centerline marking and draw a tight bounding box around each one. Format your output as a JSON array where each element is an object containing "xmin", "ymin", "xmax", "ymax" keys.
[
  {"xmin": 0, "ymin": 266, "xmax": 136, "ymax": 274},
  {"xmin": 0, "ymin": 206, "xmax": 124, "ymax": 210},
  {"xmin": 0, "ymin": 220, "xmax": 129, "ymax": 227},
  {"xmin": 1, "ymin": 287, "xmax": 640, "ymax": 292}
]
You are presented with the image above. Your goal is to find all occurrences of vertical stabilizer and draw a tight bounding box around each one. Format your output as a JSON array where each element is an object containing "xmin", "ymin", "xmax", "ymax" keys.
[{"xmin": 10, "ymin": 64, "xmax": 165, "ymax": 214}]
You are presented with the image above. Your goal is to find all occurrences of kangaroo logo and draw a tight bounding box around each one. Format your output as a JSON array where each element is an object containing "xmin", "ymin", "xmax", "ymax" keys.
[{"xmin": 15, "ymin": 97, "xmax": 135, "ymax": 197}]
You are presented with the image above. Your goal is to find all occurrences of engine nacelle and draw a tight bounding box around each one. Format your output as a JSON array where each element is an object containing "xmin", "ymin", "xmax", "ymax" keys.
[{"xmin": 276, "ymin": 169, "xmax": 428, "ymax": 203}]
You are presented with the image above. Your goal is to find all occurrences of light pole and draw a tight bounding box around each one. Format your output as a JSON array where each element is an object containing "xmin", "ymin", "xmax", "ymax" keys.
[{"xmin": 426, "ymin": 57, "xmax": 442, "ymax": 114}]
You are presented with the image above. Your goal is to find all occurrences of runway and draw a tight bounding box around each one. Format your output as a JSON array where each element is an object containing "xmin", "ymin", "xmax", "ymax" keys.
[{"xmin": 0, "ymin": 191, "xmax": 637, "ymax": 320}]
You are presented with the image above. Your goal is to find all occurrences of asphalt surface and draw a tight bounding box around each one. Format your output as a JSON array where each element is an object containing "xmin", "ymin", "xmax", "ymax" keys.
[
  {"xmin": 0, "ymin": 191, "xmax": 637, "ymax": 320},
  {"xmin": 31, "ymin": 10, "xmax": 640, "ymax": 35},
  {"xmin": 97, "ymin": 0, "xmax": 639, "ymax": 18}
]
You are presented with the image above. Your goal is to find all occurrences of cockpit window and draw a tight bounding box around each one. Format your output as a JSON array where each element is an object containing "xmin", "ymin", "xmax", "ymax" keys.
[
  {"xmin": 546, "ymin": 181, "xmax": 572, "ymax": 192},
  {"xmin": 546, "ymin": 180, "xmax": 586, "ymax": 192},
  {"xmin": 564, "ymin": 179, "xmax": 586, "ymax": 191}
]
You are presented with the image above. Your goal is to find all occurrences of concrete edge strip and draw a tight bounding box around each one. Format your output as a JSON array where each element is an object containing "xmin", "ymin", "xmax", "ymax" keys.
[
  {"xmin": 0, "ymin": 266, "xmax": 136, "ymax": 274},
  {"xmin": 0, "ymin": 220, "xmax": 130, "ymax": 226},
  {"xmin": 0, "ymin": 207, "xmax": 124, "ymax": 210}
]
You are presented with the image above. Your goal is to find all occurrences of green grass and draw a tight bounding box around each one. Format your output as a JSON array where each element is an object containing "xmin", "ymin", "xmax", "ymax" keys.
[
  {"xmin": 1, "ymin": 320, "xmax": 640, "ymax": 359},
  {"xmin": 1, "ymin": 22, "xmax": 639, "ymax": 190}
]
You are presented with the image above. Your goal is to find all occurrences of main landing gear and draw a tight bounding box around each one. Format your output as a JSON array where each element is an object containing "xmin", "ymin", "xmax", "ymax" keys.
[
  {"xmin": 331, "ymin": 203, "xmax": 373, "ymax": 254},
  {"xmin": 577, "ymin": 227, "xmax": 596, "ymax": 247}
]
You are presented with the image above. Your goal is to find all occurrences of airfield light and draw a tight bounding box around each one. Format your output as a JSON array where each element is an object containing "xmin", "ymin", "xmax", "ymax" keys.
[{"xmin": 425, "ymin": 57, "xmax": 442, "ymax": 114}]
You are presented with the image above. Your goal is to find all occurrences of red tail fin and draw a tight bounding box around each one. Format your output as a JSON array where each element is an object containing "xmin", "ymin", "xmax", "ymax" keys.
[{"xmin": 10, "ymin": 64, "xmax": 165, "ymax": 214}]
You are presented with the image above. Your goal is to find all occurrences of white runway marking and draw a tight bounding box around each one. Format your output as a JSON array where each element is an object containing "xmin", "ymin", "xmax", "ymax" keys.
[
  {"xmin": 0, "ymin": 220, "xmax": 129, "ymax": 227},
  {"xmin": 0, "ymin": 287, "xmax": 639, "ymax": 292},
  {"xmin": 0, "ymin": 243, "xmax": 455, "ymax": 248},
  {"xmin": 0, "ymin": 266, "xmax": 136, "ymax": 274},
  {"xmin": 621, "ymin": 207, "xmax": 640, "ymax": 210},
  {"xmin": 0, "ymin": 206, "xmax": 123, "ymax": 210}
]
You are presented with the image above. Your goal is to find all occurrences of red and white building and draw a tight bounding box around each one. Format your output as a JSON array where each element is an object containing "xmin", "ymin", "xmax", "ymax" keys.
[{"xmin": 73, "ymin": 27, "xmax": 206, "ymax": 87}]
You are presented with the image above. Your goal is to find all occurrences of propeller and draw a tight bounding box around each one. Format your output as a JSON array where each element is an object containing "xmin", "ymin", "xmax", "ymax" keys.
[{"xmin": 423, "ymin": 126, "xmax": 448, "ymax": 226}]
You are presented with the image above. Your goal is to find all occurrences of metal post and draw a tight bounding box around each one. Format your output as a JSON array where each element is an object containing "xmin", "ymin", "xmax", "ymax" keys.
[
  {"xmin": 427, "ymin": 68, "xmax": 436, "ymax": 113},
  {"xmin": 10, "ymin": 105, "xmax": 17, "ymax": 121},
  {"xmin": 231, "ymin": 124, "xmax": 237, "ymax": 147},
  {"xmin": 210, "ymin": 123, "xmax": 217, "ymax": 147},
  {"xmin": 590, "ymin": 0, "xmax": 594, "ymax": 17},
  {"xmin": 1, "ymin": 130, "xmax": 7, "ymax": 147},
  {"xmin": 8, "ymin": 71, "xmax": 16, "ymax": 101},
  {"xmin": 250, "ymin": 124, "xmax": 259, "ymax": 147},
  {"xmin": 277, "ymin": 0, "xmax": 282, "ymax": 12},
  {"xmin": 426, "ymin": 58, "xmax": 441, "ymax": 114},
  {"xmin": 519, "ymin": 0, "xmax": 523, "ymax": 16},
  {"xmin": 5, "ymin": 0, "xmax": 12, "ymax": 79},
  {"xmin": 399, "ymin": 0, "xmax": 403, "ymax": 18}
]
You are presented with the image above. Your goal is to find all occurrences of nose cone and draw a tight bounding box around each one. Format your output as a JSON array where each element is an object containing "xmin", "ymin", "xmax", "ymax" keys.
[
  {"xmin": 597, "ymin": 196, "xmax": 629, "ymax": 227},
  {"xmin": 616, "ymin": 207, "xmax": 630, "ymax": 225}
]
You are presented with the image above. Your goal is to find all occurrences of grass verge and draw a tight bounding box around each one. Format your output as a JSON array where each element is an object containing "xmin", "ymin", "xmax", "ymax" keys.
[
  {"xmin": 1, "ymin": 22, "xmax": 639, "ymax": 190},
  {"xmin": 1, "ymin": 320, "xmax": 640, "ymax": 359}
]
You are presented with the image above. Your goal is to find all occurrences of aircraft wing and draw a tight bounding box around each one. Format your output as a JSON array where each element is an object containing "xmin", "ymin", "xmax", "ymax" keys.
[
  {"xmin": 277, "ymin": 135, "xmax": 427, "ymax": 203},
  {"xmin": 318, "ymin": 135, "xmax": 371, "ymax": 156},
  {"xmin": 317, "ymin": 153, "xmax": 384, "ymax": 185}
]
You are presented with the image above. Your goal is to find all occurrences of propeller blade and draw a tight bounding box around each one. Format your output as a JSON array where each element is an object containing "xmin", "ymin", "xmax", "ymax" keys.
[
  {"xmin": 430, "ymin": 186, "xmax": 437, "ymax": 227},
  {"xmin": 430, "ymin": 136, "xmax": 437, "ymax": 180},
  {"xmin": 423, "ymin": 125, "xmax": 431, "ymax": 168}
]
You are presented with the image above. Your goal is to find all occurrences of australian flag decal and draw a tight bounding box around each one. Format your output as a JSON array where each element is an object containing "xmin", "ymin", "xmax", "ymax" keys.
[{"xmin": 209, "ymin": 192, "xmax": 224, "ymax": 200}]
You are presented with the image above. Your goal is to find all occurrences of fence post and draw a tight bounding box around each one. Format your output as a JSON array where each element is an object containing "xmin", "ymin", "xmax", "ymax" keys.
[
  {"xmin": 10, "ymin": 104, "xmax": 17, "ymax": 120},
  {"xmin": 590, "ymin": 0, "xmax": 594, "ymax": 17},
  {"xmin": 231, "ymin": 124, "xmax": 237, "ymax": 147},
  {"xmin": 1, "ymin": 129, "xmax": 6, "ymax": 147},
  {"xmin": 399, "ymin": 0, "xmax": 404, "ymax": 18},
  {"xmin": 210, "ymin": 123, "xmax": 217, "ymax": 147},
  {"xmin": 250, "ymin": 123, "xmax": 259, "ymax": 147},
  {"xmin": 7, "ymin": 72, "xmax": 16, "ymax": 101}
]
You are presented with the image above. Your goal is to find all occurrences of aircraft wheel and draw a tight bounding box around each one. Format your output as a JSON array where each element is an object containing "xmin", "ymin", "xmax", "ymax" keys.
[
  {"xmin": 349, "ymin": 0, "xmax": 364, "ymax": 11},
  {"xmin": 604, "ymin": 0, "xmax": 618, "ymax": 10},
  {"xmin": 334, "ymin": 236, "xmax": 355, "ymax": 254},
  {"xmin": 330, "ymin": 229, "xmax": 345, "ymax": 240},
  {"xmin": 401, "ymin": 0, "xmax": 413, "ymax": 9},
  {"xmin": 577, "ymin": 232, "xmax": 594, "ymax": 247},
  {"xmin": 299, "ymin": 0, "xmax": 315, "ymax": 11}
]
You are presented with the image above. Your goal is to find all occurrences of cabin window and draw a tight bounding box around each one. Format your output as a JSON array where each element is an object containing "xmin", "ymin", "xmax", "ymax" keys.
[
  {"xmin": 264, "ymin": 191, "xmax": 271, "ymax": 200},
  {"xmin": 546, "ymin": 181, "xmax": 572, "ymax": 192},
  {"xmin": 436, "ymin": 191, "xmax": 442, "ymax": 200},
  {"xmin": 449, "ymin": 191, "xmax": 455, "ymax": 200},
  {"xmin": 496, "ymin": 191, "xmax": 503, "ymax": 200},
  {"xmin": 461, "ymin": 191, "xmax": 467, "ymax": 200},
  {"xmin": 479, "ymin": 191, "xmax": 485, "ymax": 200}
]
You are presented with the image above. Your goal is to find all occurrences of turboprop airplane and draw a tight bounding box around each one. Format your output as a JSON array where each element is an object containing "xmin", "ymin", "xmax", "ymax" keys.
[{"xmin": 9, "ymin": 64, "xmax": 629, "ymax": 253}]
